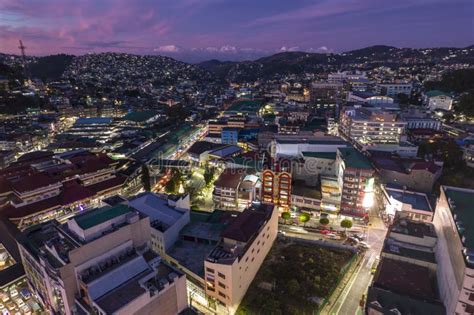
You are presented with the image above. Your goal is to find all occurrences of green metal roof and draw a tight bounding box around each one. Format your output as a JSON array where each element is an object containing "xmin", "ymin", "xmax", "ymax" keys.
[
  {"xmin": 426, "ymin": 90, "xmax": 449, "ymax": 98},
  {"xmin": 444, "ymin": 187, "xmax": 474, "ymax": 249},
  {"xmin": 338, "ymin": 147, "xmax": 373, "ymax": 170},
  {"xmin": 73, "ymin": 204, "xmax": 132, "ymax": 230},
  {"xmin": 302, "ymin": 151, "xmax": 337, "ymax": 160},
  {"xmin": 122, "ymin": 110, "xmax": 158, "ymax": 122}
]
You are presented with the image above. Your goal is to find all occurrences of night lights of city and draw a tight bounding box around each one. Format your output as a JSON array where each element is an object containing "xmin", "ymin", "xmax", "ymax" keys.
[{"xmin": 0, "ymin": 0, "xmax": 473, "ymax": 314}]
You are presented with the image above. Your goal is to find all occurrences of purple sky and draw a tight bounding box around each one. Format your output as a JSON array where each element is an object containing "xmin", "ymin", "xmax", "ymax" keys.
[{"xmin": 0, "ymin": 0, "xmax": 473, "ymax": 57}]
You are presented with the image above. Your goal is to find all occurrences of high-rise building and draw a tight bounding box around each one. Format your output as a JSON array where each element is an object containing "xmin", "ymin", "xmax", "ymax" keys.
[
  {"xmin": 433, "ymin": 185, "xmax": 474, "ymax": 315},
  {"xmin": 310, "ymin": 82, "xmax": 343, "ymax": 116},
  {"xmin": 17, "ymin": 204, "xmax": 188, "ymax": 315},
  {"xmin": 336, "ymin": 147, "xmax": 375, "ymax": 218}
]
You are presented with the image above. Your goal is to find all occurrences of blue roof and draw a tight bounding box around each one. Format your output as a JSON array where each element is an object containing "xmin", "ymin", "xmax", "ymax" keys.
[
  {"xmin": 385, "ymin": 187, "xmax": 432, "ymax": 212},
  {"xmin": 210, "ymin": 145, "xmax": 242, "ymax": 158},
  {"xmin": 75, "ymin": 117, "xmax": 113, "ymax": 125}
]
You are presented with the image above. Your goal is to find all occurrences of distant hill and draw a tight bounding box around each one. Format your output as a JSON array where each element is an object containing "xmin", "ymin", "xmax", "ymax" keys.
[
  {"xmin": 28, "ymin": 54, "xmax": 74, "ymax": 81},
  {"xmin": 198, "ymin": 45, "xmax": 474, "ymax": 82}
]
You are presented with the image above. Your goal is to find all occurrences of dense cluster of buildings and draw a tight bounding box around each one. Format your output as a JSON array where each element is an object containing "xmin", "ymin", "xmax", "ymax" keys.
[{"xmin": 0, "ymin": 48, "xmax": 472, "ymax": 315}]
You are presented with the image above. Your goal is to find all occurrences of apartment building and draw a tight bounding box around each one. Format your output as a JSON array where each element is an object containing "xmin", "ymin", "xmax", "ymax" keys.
[
  {"xmin": 204, "ymin": 204, "xmax": 278, "ymax": 314},
  {"xmin": 17, "ymin": 204, "xmax": 188, "ymax": 315},
  {"xmin": 433, "ymin": 186, "xmax": 474, "ymax": 315},
  {"xmin": 336, "ymin": 147, "xmax": 375, "ymax": 218},
  {"xmin": 261, "ymin": 168, "xmax": 291, "ymax": 208},
  {"xmin": 339, "ymin": 106, "xmax": 407, "ymax": 145}
]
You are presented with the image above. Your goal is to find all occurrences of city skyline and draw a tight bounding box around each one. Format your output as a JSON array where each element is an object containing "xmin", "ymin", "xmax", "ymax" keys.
[{"xmin": 1, "ymin": 0, "xmax": 473, "ymax": 60}]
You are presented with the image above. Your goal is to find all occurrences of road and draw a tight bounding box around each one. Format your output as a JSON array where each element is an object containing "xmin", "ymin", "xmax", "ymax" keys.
[{"xmin": 333, "ymin": 208, "xmax": 387, "ymax": 314}]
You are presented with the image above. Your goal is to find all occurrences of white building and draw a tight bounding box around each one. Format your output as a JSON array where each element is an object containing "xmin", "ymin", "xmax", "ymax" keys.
[
  {"xmin": 204, "ymin": 204, "xmax": 278, "ymax": 314},
  {"xmin": 128, "ymin": 192, "xmax": 190, "ymax": 256},
  {"xmin": 425, "ymin": 90, "xmax": 453, "ymax": 111},
  {"xmin": 377, "ymin": 82, "xmax": 413, "ymax": 97},
  {"xmin": 433, "ymin": 186, "xmax": 474, "ymax": 315},
  {"xmin": 381, "ymin": 185, "xmax": 434, "ymax": 222}
]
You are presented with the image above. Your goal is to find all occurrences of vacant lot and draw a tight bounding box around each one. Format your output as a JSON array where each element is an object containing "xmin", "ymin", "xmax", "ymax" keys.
[{"xmin": 237, "ymin": 240, "xmax": 354, "ymax": 315}]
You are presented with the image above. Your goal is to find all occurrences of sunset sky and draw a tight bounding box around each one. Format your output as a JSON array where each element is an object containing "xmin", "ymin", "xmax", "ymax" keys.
[{"xmin": 1, "ymin": 0, "xmax": 473, "ymax": 56}]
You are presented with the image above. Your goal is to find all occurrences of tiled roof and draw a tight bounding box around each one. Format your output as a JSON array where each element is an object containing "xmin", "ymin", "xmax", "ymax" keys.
[{"xmin": 10, "ymin": 173, "xmax": 59, "ymax": 193}]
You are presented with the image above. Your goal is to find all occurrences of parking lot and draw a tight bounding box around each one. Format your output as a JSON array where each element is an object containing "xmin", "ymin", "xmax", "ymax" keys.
[{"xmin": 0, "ymin": 278, "xmax": 42, "ymax": 314}]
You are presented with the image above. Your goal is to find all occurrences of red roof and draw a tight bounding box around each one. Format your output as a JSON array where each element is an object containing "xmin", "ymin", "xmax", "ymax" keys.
[
  {"xmin": 87, "ymin": 175, "xmax": 126, "ymax": 194},
  {"xmin": 60, "ymin": 180, "xmax": 95, "ymax": 205},
  {"xmin": 10, "ymin": 173, "xmax": 60, "ymax": 193}
]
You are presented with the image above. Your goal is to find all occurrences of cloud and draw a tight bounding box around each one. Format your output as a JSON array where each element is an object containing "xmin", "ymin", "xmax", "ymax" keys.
[{"xmin": 154, "ymin": 45, "xmax": 182, "ymax": 52}]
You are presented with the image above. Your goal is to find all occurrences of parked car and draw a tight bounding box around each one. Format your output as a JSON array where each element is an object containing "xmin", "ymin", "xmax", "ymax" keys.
[
  {"xmin": 320, "ymin": 229, "xmax": 331, "ymax": 235},
  {"xmin": 352, "ymin": 234, "xmax": 366, "ymax": 241},
  {"xmin": 14, "ymin": 298, "xmax": 24, "ymax": 308},
  {"xmin": 0, "ymin": 293, "xmax": 9, "ymax": 303},
  {"xmin": 6, "ymin": 301, "xmax": 15, "ymax": 311},
  {"xmin": 20, "ymin": 288, "xmax": 31, "ymax": 300},
  {"xmin": 327, "ymin": 233, "xmax": 341, "ymax": 240},
  {"xmin": 21, "ymin": 304, "xmax": 31, "ymax": 315},
  {"xmin": 359, "ymin": 241, "xmax": 371, "ymax": 249},
  {"xmin": 9, "ymin": 289, "xmax": 18, "ymax": 298}
]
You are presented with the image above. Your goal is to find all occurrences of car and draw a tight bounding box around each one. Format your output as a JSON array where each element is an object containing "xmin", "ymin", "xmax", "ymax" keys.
[
  {"xmin": 277, "ymin": 230, "xmax": 286, "ymax": 236},
  {"xmin": 5, "ymin": 301, "xmax": 15, "ymax": 311},
  {"xmin": 21, "ymin": 304, "xmax": 31, "ymax": 315},
  {"xmin": 0, "ymin": 294, "xmax": 9, "ymax": 303},
  {"xmin": 346, "ymin": 237, "xmax": 359, "ymax": 244},
  {"xmin": 326, "ymin": 233, "xmax": 341, "ymax": 240},
  {"xmin": 320, "ymin": 229, "xmax": 331, "ymax": 235},
  {"xmin": 352, "ymin": 234, "xmax": 366, "ymax": 241},
  {"xmin": 19, "ymin": 289, "xmax": 30, "ymax": 300},
  {"xmin": 359, "ymin": 241, "xmax": 371, "ymax": 249},
  {"xmin": 9, "ymin": 289, "xmax": 17, "ymax": 298},
  {"xmin": 14, "ymin": 299, "xmax": 24, "ymax": 308}
]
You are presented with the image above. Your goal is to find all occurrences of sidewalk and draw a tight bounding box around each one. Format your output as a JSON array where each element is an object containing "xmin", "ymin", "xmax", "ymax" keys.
[{"xmin": 319, "ymin": 252, "xmax": 364, "ymax": 315}]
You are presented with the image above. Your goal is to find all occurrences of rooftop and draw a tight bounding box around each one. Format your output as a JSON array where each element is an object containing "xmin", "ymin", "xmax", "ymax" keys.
[
  {"xmin": 214, "ymin": 168, "xmax": 246, "ymax": 189},
  {"xmin": 122, "ymin": 110, "xmax": 158, "ymax": 123},
  {"xmin": 128, "ymin": 192, "xmax": 187, "ymax": 232},
  {"xmin": 389, "ymin": 218, "xmax": 437, "ymax": 238},
  {"xmin": 443, "ymin": 186, "xmax": 474, "ymax": 249},
  {"xmin": 383, "ymin": 240, "xmax": 436, "ymax": 263},
  {"xmin": 384, "ymin": 187, "xmax": 432, "ymax": 212},
  {"xmin": 75, "ymin": 117, "xmax": 113, "ymax": 125},
  {"xmin": 220, "ymin": 203, "xmax": 274, "ymax": 243},
  {"xmin": 73, "ymin": 204, "xmax": 133, "ymax": 230},
  {"xmin": 301, "ymin": 151, "xmax": 337, "ymax": 160},
  {"xmin": 374, "ymin": 258, "xmax": 439, "ymax": 301},
  {"xmin": 292, "ymin": 180, "xmax": 322, "ymax": 200},
  {"xmin": 338, "ymin": 147, "xmax": 373, "ymax": 170}
]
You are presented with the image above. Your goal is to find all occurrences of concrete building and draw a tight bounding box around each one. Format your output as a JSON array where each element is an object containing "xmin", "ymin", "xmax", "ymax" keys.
[
  {"xmin": 336, "ymin": 147, "xmax": 375, "ymax": 218},
  {"xmin": 425, "ymin": 90, "xmax": 453, "ymax": 111},
  {"xmin": 371, "ymin": 153, "xmax": 442, "ymax": 194},
  {"xmin": 433, "ymin": 186, "xmax": 474, "ymax": 315},
  {"xmin": 17, "ymin": 204, "xmax": 188, "ymax": 315},
  {"xmin": 309, "ymin": 82, "xmax": 343, "ymax": 116},
  {"xmin": 128, "ymin": 193, "xmax": 190, "ymax": 256},
  {"xmin": 204, "ymin": 204, "xmax": 278, "ymax": 314},
  {"xmin": 261, "ymin": 169, "xmax": 291, "ymax": 208},
  {"xmin": 213, "ymin": 168, "xmax": 247, "ymax": 210},
  {"xmin": 271, "ymin": 134, "xmax": 347, "ymax": 158},
  {"xmin": 382, "ymin": 217, "xmax": 438, "ymax": 271},
  {"xmin": 366, "ymin": 258, "xmax": 445, "ymax": 315},
  {"xmin": 381, "ymin": 185, "xmax": 434, "ymax": 222},
  {"xmin": 376, "ymin": 82, "xmax": 413, "ymax": 97},
  {"xmin": 339, "ymin": 107, "xmax": 407, "ymax": 145}
]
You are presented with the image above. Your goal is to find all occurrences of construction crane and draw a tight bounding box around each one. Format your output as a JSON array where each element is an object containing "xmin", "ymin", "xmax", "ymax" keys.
[{"xmin": 18, "ymin": 40, "xmax": 26, "ymax": 61}]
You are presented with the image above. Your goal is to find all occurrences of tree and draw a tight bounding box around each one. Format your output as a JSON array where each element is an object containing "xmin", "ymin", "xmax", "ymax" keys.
[
  {"xmin": 340, "ymin": 219, "xmax": 353, "ymax": 232},
  {"xmin": 299, "ymin": 212, "xmax": 311, "ymax": 227},
  {"xmin": 287, "ymin": 279, "xmax": 300, "ymax": 295},
  {"xmin": 281, "ymin": 212, "xmax": 291, "ymax": 224},
  {"xmin": 203, "ymin": 166, "xmax": 215, "ymax": 186},
  {"xmin": 141, "ymin": 164, "xmax": 151, "ymax": 192},
  {"xmin": 319, "ymin": 217, "xmax": 330, "ymax": 225}
]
